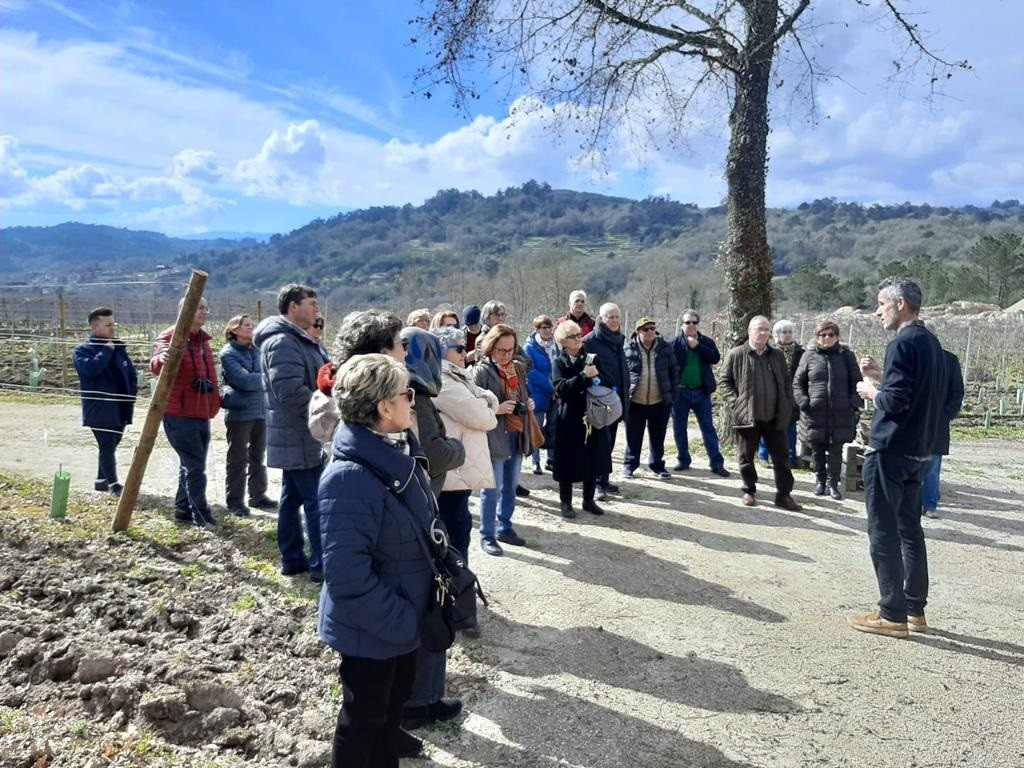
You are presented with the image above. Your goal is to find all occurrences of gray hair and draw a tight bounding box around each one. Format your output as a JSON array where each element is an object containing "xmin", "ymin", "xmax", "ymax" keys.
[
  {"xmin": 335, "ymin": 354, "xmax": 409, "ymax": 428},
  {"xmin": 748, "ymin": 315, "xmax": 771, "ymax": 330},
  {"xmin": 433, "ymin": 325, "xmax": 466, "ymax": 352},
  {"xmin": 773, "ymin": 319, "xmax": 795, "ymax": 339},
  {"xmin": 681, "ymin": 309, "xmax": 700, "ymax": 322},
  {"xmin": 599, "ymin": 302, "xmax": 620, "ymax": 319},
  {"xmin": 480, "ymin": 300, "xmax": 506, "ymax": 322},
  {"xmin": 178, "ymin": 296, "xmax": 209, "ymax": 311},
  {"xmin": 554, "ymin": 319, "xmax": 582, "ymax": 344},
  {"xmin": 569, "ymin": 290, "xmax": 587, "ymax": 303},
  {"xmin": 879, "ymin": 277, "xmax": 923, "ymax": 312},
  {"xmin": 333, "ymin": 309, "xmax": 403, "ymax": 365}
]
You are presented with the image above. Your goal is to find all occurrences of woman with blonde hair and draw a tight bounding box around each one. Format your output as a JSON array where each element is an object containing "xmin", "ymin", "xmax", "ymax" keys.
[
  {"xmin": 407, "ymin": 308, "xmax": 431, "ymax": 330},
  {"xmin": 430, "ymin": 308, "xmax": 460, "ymax": 330}
]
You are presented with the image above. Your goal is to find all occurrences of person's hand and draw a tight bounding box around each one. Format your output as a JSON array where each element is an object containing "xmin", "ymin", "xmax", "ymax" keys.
[
  {"xmin": 498, "ymin": 399, "xmax": 518, "ymax": 414},
  {"xmin": 465, "ymin": 349, "xmax": 478, "ymax": 364},
  {"xmin": 583, "ymin": 364, "xmax": 599, "ymax": 378},
  {"xmin": 157, "ymin": 350, "xmax": 168, "ymax": 364},
  {"xmin": 856, "ymin": 380, "xmax": 877, "ymax": 400},
  {"xmin": 859, "ymin": 356, "xmax": 881, "ymax": 378},
  {"xmin": 686, "ymin": 335, "xmax": 698, "ymax": 348},
  {"xmin": 527, "ymin": 398, "xmax": 535, "ymax": 412}
]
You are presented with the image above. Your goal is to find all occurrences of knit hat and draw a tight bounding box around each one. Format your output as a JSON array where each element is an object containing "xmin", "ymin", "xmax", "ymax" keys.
[
  {"xmin": 635, "ymin": 317, "xmax": 656, "ymax": 331},
  {"xmin": 462, "ymin": 305, "xmax": 482, "ymax": 326}
]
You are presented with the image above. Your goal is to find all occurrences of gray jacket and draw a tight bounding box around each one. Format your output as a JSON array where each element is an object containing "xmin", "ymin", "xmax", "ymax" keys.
[{"xmin": 254, "ymin": 315, "xmax": 329, "ymax": 470}]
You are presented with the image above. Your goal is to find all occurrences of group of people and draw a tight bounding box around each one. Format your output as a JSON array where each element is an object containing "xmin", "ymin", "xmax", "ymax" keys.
[{"xmin": 72, "ymin": 278, "xmax": 963, "ymax": 765}]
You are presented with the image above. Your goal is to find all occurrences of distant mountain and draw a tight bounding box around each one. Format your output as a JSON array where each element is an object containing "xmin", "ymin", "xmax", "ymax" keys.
[
  {"xmin": 177, "ymin": 230, "xmax": 272, "ymax": 243},
  {"xmin": 0, "ymin": 222, "xmax": 259, "ymax": 281}
]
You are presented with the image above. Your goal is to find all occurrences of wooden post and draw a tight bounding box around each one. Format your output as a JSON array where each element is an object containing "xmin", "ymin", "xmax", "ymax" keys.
[
  {"xmin": 58, "ymin": 293, "xmax": 68, "ymax": 389},
  {"xmin": 256, "ymin": 299, "xmax": 263, "ymax": 323},
  {"xmin": 112, "ymin": 270, "xmax": 208, "ymax": 532}
]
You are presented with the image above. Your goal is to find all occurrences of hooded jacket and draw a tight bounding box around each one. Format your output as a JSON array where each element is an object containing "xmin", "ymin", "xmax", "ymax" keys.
[
  {"xmin": 151, "ymin": 327, "xmax": 220, "ymax": 420},
  {"xmin": 317, "ymin": 423, "xmax": 436, "ymax": 659},
  {"xmin": 253, "ymin": 315, "xmax": 328, "ymax": 470}
]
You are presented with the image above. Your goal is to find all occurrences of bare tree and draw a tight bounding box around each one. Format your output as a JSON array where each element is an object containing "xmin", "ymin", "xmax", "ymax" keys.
[{"xmin": 412, "ymin": 0, "xmax": 969, "ymax": 344}]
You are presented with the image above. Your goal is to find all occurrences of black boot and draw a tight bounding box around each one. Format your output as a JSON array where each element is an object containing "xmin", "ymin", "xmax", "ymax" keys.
[
  {"xmin": 829, "ymin": 480, "xmax": 843, "ymax": 500},
  {"xmin": 813, "ymin": 476, "xmax": 826, "ymax": 496}
]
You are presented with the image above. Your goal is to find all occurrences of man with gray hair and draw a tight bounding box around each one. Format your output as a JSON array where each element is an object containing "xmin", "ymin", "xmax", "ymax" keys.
[
  {"xmin": 719, "ymin": 315, "xmax": 801, "ymax": 511},
  {"xmin": 559, "ymin": 290, "xmax": 595, "ymax": 336},
  {"xmin": 584, "ymin": 302, "xmax": 629, "ymax": 500},
  {"xmin": 849, "ymin": 279, "xmax": 949, "ymax": 638}
]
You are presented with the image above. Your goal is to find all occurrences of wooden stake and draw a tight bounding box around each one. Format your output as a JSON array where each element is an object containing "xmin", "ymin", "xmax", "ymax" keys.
[
  {"xmin": 58, "ymin": 293, "xmax": 68, "ymax": 389},
  {"xmin": 112, "ymin": 270, "xmax": 208, "ymax": 532}
]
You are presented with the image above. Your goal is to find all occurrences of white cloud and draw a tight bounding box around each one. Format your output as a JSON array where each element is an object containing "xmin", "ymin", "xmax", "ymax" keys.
[
  {"xmin": 171, "ymin": 149, "xmax": 224, "ymax": 184},
  {"xmin": 0, "ymin": 135, "xmax": 30, "ymax": 197},
  {"xmin": 234, "ymin": 120, "xmax": 327, "ymax": 203}
]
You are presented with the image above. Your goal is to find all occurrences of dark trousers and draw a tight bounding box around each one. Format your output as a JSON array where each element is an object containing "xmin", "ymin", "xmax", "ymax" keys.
[
  {"xmin": 224, "ymin": 419, "xmax": 268, "ymax": 506},
  {"xmin": 623, "ymin": 402, "xmax": 670, "ymax": 473},
  {"xmin": 671, "ymin": 387, "xmax": 725, "ymax": 469},
  {"xmin": 162, "ymin": 415, "xmax": 211, "ymax": 514},
  {"xmin": 559, "ymin": 480, "xmax": 596, "ymax": 506},
  {"xmin": 811, "ymin": 442, "xmax": 843, "ymax": 484},
  {"xmin": 735, "ymin": 422, "xmax": 794, "ymax": 501},
  {"xmin": 91, "ymin": 427, "xmax": 124, "ymax": 490},
  {"xmin": 598, "ymin": 421, "xmax": 620, "ymax": 488},
  {"xmin": 279, "ymin": 464, "xmax": 324, "ymax": 574},
  {"xmin": 437, "ymin": 490, "xmax": 472, "ymax": 566},
  {"xmin": 332, "ymin": 650, "xmax": 417, "ymax": 768},
  {"xmin": 863, "ymin": 451, "xmax": 929, "ymax": 623}
]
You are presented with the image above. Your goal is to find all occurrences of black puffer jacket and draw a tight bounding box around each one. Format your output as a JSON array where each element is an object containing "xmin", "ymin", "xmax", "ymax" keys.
[
  {"xmin": 792, "ymin": 343, "xmax": 862, "ymax": 445},
  {"xmin": 583, "ymin": 321, "xmax": 630, "ymax": 420}
]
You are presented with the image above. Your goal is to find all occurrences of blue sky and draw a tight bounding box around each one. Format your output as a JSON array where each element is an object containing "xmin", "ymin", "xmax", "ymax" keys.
[{"xmin": 2, "ymin": 0, "xmax": 1022, "ymax": 236}]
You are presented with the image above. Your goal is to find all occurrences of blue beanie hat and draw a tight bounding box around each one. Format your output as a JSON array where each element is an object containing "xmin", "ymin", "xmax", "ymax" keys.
[{"xmin": 462, "ymin": 305, "xmax": 481, "ymax": 326}]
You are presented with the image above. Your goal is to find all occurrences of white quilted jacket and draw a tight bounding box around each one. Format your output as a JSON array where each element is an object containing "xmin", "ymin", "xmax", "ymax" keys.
[{"xmin": 435, "ymin": 361, "xmax": 499, "ymax": 491}]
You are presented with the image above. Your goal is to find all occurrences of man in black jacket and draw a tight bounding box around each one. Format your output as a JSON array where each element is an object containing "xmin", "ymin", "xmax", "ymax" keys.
[
  {"xmin": 849, "ymin": 279, "xmax": 948, "ymax": 639},
  {"xmin": 624, "ymin": 318, "xmax": 678, "ymax": 479},
  {"xmin": 584, "ymin": 303, "xmax": 629, "ymax": 500},
  {"xmin": 671, "ymin": 310, "xmax": 730, "ymax": 477}
]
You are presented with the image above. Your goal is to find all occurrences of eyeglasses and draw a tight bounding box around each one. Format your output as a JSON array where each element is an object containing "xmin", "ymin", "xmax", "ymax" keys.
[
  {"xmin": 817, "ymin": 332, "xmax": 837, "ymax": 338},
  {"xmin": 493, "ymin": 345, "xmax": 516, "ymax": 356},
  {"xmin": 682, "ymin": 320, "xmax": 698, "ymax": 325},
  {"xmin": 565, "ymin": 333, "xmax": 583, "ymax": 340},
  {"xmin": 396, "ymin": 388, "xmax": 415, "ymax": 403},
  {"xmin": 639, "ymin": 326, "xmax": 656, "ymax": 333}
]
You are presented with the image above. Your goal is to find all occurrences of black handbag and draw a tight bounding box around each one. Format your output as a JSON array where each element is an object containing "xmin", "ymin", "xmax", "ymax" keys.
[{"xmin": 411, "ymin": 516, "xmax": 488, "ymax": 653}]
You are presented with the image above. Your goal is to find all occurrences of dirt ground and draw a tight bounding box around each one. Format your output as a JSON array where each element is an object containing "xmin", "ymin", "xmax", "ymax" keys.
[{"xmin": 1, "ymin": 399, "xmax": 1022, "ymax": 767}]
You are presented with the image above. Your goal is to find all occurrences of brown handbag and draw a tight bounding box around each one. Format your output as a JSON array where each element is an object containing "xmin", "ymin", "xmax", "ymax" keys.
[{"xmin": 527, "ymin": 409, "xmax": 546, "ymax": 449}]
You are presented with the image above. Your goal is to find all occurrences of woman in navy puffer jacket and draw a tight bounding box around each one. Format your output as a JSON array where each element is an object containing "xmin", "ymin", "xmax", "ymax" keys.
[
  {"xmin": 318, "ymin": 354, "xmax": 437, "ymax": 764},
  {"xmin": 219, "ymin": 314, "xmax": 272, "ymax": 517}
]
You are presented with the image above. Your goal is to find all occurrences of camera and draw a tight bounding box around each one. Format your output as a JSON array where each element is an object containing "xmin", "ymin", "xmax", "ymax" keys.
[
  {"xmin": 585, "ymin": 353, "xmax": 597, "ymax": 366},
  {"xmin": 512, "ymin": 402, "xmax": 527, "ymax": 416},
  {"xmin": 192, "ymin": 378, "xmax": 215, "ymax": 394}
]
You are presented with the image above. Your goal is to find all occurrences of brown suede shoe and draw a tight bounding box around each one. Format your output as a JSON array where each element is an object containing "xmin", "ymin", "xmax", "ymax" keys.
[
  {"xmin": 907, "ymin": 614, "xmax": 928, "ymax": 633},
  {"xmin": 742, "ymin": 493, "xmax": 756, "ymax": 506},
  {"xmin": 847, "ymin": 611, "xmax": 909, "ymax": 638},
  {"xmin": 775, "ymin": 495, "xmax": 802, "ymax": 512}
]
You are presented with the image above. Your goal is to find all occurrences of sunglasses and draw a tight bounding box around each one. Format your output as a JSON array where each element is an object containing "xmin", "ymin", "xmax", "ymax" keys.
[
  {"xmin": 817, "ymin": 332, "xmax": 837, "ymax": 338},
  {"xmin": 396, "ymin": 387, "xmax": 415, "ymax": 403},
  {"xmin": 453, "ymin": 345, "xmax": 467, "ymax": 353},
  {"xmin": 400, "ymin": 339, "xmax": 408, "ymax": 350},
  {"xmin": 313, "ymin": 321, "xmax": 324, "ymax": 329},
  {"xmin": 639, "ymin": 326, "xmax": 656, "ymax": 333},
  {"xmin": 682, "ymin": 320, "xmax": 698, "ymax": 325}
]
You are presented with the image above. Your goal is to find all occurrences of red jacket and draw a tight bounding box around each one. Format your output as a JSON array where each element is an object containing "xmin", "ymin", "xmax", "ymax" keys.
[{"xmin": 151, "ymin": 326, "xmax": 221, "ymax": 420}]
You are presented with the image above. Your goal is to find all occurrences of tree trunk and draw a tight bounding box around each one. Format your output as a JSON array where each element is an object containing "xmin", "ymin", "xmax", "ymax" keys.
[{"xmin": 719, "ymin": 0, "xmax": 777, "ymax": 347}]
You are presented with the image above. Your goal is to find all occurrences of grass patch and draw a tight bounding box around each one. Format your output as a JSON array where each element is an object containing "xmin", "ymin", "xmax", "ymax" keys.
[
  {"xmin": 0, "ymin": 707, "xmax": 24, "ymax": 734},
  {"xmin": 231, "ymin": 592, "xmax": 259, "ymax": 613},
  {"xmin": 951, "ymin": 425, "xmax": 1024, "ymax": 440}
]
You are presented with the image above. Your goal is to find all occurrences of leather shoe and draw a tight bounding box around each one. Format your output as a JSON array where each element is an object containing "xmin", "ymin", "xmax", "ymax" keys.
[
  {"xmin": 480, "ymin": 537, "xmax": 504, "ymax": 556},
  {"xmin": 829, "ymin": 484, "xmax": 843, "ymax": 500},
  {"xmin": 228, "ymin": 504, "xmax": 250, "ymax": 517},
  {"xmin": 582, "ymin": 500, "xmax": 605, "ymax": 516},
  {"xmin": 814, "ymin": 480, "xmax": 826, "ymax": 496},
  {"xmin": 392, "ymin": 728, "xmax": 423, "ymax": 758},
  {"xmin": 595, "ymin": 487, "xmax": 608, "ymax": 501},
  {"xmin": 673, "ymin": 461, "xmax": 690, "ymax": 471},
  {"xmin": 460, "ymin": 622, "xmax": 481, "ymax": 638},
  {"xmin": 515, "ymin": 484, "xmax": 531, "ymax": 498},
  {"xmin": 248, "ymin": 495, "xmax": 277, "ymax": 509},
  {"xmin": 603, "ymin": 482, "xmax": 620, "ymax": 494},
  {"xmin": 308, "ymin": 569, "xmax": 324, "ymax": 584},
  {"xmin": 403, "ymin": 698, "xmax": 463, "ymax": 730},
  {"xmin": 710, "ymin": 466, "xmax": 730, "ymax": 478},
  {"xmin": 496, "ymin": 528, "xmax": 527, "ymax": 547},
  {"xmin": 560, "ymin": 503, "xmax": 576, "ymax": 519},
  {"xmin": 742, "ymin": 493, "xmax": 756, "ymax": 507},
  {"xmin": 775, "ymin": 496, "xmax": 802, "ymax": 512},
  {"xmin": 281, "ymin": 562, "xmax": 309, "ymax": 576}
]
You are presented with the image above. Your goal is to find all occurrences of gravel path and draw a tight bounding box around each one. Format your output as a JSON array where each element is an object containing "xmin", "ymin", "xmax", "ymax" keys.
[{"xmin": 1, "ymin": 400, "xmax": 1022, "ymax": 767}]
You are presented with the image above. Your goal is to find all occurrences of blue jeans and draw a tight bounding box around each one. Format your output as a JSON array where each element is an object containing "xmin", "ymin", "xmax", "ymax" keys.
[
  {"xmin": 671, "ymin": 388, "xmax": 724, "ymax": 469},
  {"xmin": 279, "ymin": 464, "xmax": 324, "ymax": 574},
  {"xmin": 863, "ymin": 451, "xmax": 929, "ymax": 622},
  {"xmin": 922, "ymin": 455, "xmax": 942, "ymax": 511},
  {"xmin": 163, "ymin": 415, "xmax": 211, "ymax": 515},
  {"xmin": 479, "ymin": 432, "xmax": 522, "ymax": 540},
  {"xmin": 758, "ymin": 422, "xmax": 797, "ymax": 463},
  {"xmin": 624, "ymin": 402, "xmax": 671, "ymax": 472}
]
